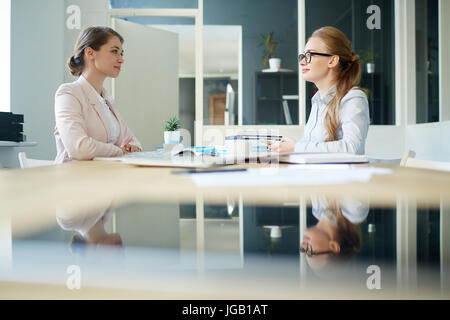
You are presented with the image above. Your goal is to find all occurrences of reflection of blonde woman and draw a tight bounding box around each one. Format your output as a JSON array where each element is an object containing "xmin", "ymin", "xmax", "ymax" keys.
[
  {"xmin": 269, "ymin": 26, "xmax": 369, "ymax": 154},
  {"xmin": 301, "ymin": 197, "xmax": 368, "ymax": 271}
]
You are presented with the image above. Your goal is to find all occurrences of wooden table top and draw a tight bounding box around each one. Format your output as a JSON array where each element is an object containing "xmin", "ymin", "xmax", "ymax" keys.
[
  {"xmin": 1, "ymin": 160, "xmax": 449, "ymax": 217},
  {"xmin": 1, "ymin": 160, "xmax": 449, "ymax": 300}
]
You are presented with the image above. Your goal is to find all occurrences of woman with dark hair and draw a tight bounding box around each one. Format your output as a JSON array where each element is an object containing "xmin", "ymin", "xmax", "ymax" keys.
[
  {"xmin": 54, "ymin": 26, "xmax": 141, "ymax": 163},
  {"xmin": 269, "ymin": 26, "xmax": 370, "ymax": 155},
  {"xmin": 56, "ymin": 206, "xmax": 123, "ymax": 256}
]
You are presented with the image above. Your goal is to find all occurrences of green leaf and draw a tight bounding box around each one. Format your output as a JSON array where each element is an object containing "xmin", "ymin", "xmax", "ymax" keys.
[{"xmin": 165, "ymin": 116, "xmax": 180, "ymax": 131}]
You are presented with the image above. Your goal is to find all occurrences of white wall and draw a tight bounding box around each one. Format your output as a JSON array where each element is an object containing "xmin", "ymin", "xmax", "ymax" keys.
[
  {"xmin": 406, "ymin": 122, "xmax": 450, "ymax": 161},
  {"xmin": 366, "ymin": 126, "xmax": 405, "ymax": 160},
  {"xmin": 1, "ymin": 0, "xmax": 65, "ymax": 168},
  {"xmin": 0, "ymin": 0, "xmax": 10, "ymax": 112}
]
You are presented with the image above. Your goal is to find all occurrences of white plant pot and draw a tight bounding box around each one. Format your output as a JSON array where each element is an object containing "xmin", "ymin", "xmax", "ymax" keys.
[
  {"xmin": 164, "ymin": 130, "xmax": 180, "ymax": 144},
  {"xmin": 366, "ymin": 63, "xmax": 375, "ymax": 74},
  {"xmin": 269, "ymin": 58, "xmax": 281, "ymax": 70},
  {"xmin": 270, "ymin": 226, "xmax": 282, "ymax": 239}
]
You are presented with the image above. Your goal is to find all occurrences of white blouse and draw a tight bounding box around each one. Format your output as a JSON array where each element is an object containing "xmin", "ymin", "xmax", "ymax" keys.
[
  {"xmin": 295, "ymin": 85, "xmax": 370, "ymax": 155},
  {"xmin": 311, "ymin": 196, "xmax": 369, "ymax": 226}
]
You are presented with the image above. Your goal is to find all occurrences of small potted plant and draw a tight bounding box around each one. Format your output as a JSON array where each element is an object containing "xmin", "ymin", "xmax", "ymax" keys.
[
  {"xmin": 259, "ymin": 31, "xmax": 280, "ymax": 70},
  {"xmin": 164, "ymin": 116, "xmax": 181, "ymax": 144},
  {"xmin": 360, "ymin": 49, "xmax": 379, "ymax": 74}
]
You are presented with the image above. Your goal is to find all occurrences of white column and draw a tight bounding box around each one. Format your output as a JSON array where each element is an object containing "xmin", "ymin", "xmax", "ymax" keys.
[
  {"xmin": 299, "ymin": 196, "xmax": 307, "ymax": 286},
  {"xmin": 396, "ymin": 197, "xmax": 417, "ymax": 291},
  {"xmin": 239, "ymin": 194, "xmax": 244, "ymax": 268},
  {"xmin": 395, "ymin": 0, "xmax": 416, "ymax": 126},
  {"xmin": 439, "ymin": 0, "xmax": 450, "ymax": 121},
  {"xmin": 298, "ymin": 0, "xmax": 306, "ymax": 126},
  {"xmin": 195, "ymin": 0, "xmax": 204, "ymax": 147},
  {"xmin": 440, "ymin": 199, "xmax": 450, "ymax": 294},
  {"xmin": 196, "ymin": 193, "xmax": 205, "ymax": 274},
  {"xmin": 0, "ymin": 0, "xmax": 10, "ymax": 112}
]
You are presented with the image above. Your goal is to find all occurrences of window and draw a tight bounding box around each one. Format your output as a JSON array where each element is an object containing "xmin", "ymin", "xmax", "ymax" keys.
[
  {"xmin": 415, "ymin": 0, "xmax": 439, "ymax": 123},
  {"xmin": 305, "ymin": 0, "xmax": 396, "ymax": 125},
  {"xmin": 0, "ymin": 0, "xmax": 10, "ymax": 112}
]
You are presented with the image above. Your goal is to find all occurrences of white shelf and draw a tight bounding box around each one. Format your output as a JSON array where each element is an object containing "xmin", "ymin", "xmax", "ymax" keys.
[
  {"xmin": 0, "ymin": 141, "xmax": 37, "ymax": 147},
  {"xmin": 261, "ymin": 68, "xmax": 294, "ymax": 73}
]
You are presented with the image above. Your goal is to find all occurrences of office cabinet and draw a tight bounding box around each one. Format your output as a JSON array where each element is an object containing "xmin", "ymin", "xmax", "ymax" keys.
[{"xmin": 254, "ymin": 72, "xmax": 298, "ymax": 125}]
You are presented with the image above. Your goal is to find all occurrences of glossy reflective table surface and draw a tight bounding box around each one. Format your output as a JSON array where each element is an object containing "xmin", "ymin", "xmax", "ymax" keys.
[{"xmin": 1, "ymin": 161, "xmax": 449, "ymax": 299}]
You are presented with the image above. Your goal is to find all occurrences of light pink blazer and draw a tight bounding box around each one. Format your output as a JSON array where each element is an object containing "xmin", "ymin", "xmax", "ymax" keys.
[{"xmin": 54, "ymin": 75, "xmax": 141, "ymax": 163}]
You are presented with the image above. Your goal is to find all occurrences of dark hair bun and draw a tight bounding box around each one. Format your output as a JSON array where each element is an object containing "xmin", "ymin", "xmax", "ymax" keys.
[
  {"xmin": 68, "ymin": 26, "xmax": 124, "ymax": 78},
  {"xmin": 67, "ymin": 55, "xmax": 83, "ymax": 77}
]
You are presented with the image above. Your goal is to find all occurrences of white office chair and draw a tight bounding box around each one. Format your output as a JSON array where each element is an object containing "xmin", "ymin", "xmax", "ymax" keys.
[
  {"xmin": 400, "ymin": 150, "xmax": 450, "ymax": 172},
  {"xmin": 399, "ymin": 150, "xmax": 416, "ymax": 166},
  {"xmin": 368, "ymin": 150, "xmax": 415, "ymax": 166},
  {"xmin": 18, "ymin": 152, "xmax": 54, "ymax": 169}
]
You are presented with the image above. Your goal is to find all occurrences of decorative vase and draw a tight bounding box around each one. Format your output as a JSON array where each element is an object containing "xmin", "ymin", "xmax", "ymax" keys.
[
  {"xmin": 269, "ymin": 58, "xmax": 281, "ymax": 70},
  {"xmin": 164, "ymin": 130, "xmax": 180, "ymax": 144},
  {"xmin": 366, "ymin": 63, "xmax": 375, "ymax": 74}
]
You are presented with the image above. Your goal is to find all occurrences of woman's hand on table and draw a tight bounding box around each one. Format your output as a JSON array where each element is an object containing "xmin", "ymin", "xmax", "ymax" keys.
[
  {"xmin": 267, "ymin": 137, "xmax": 296, "ymax": 153},
  {"xmin": 121, "ymin": 144, "xmax": 142, "ymax": 154}
]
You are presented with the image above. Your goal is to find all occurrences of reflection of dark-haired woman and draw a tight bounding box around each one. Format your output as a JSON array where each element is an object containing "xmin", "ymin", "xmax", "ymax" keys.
[
  {"xmin": 301, "ymin": 196, "xmax": 369, "ymax": 271},
  {"xmin": 54, "ymin": 26, "xmax": 141, "ymax": 164}
]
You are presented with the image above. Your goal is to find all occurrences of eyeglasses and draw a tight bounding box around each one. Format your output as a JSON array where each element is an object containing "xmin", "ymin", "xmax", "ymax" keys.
[
  {"xmin": 300, "ymin": 243, "xmax": 334, "ymax": 257},
  {"xmin": 298, "ymin": 51, "xmax": 333, "ymax": 64}
]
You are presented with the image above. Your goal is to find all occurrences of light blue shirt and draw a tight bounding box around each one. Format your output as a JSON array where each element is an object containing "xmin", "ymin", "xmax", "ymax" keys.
[
  {"xmin": 295, "ymin": 85, "xmax": 370, "ymax": 155},
  {"xmin": 311, "ymin": 196, "xmax": 369, "ymax": 226}
]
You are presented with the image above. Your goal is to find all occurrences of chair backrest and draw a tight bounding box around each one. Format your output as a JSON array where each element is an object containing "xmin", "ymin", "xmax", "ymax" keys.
[
  {"xmin": 367, "ymin": 158, "xmax": 401, "ymax": 165},
  {"xmin": 403, "ymin": 157, "xmax": 450, "ymax": 172},
  {"xmin": 18, "ymin": 152, "xmax": 54, "ymax": 169},
  {"xmin": 400, "ymin": 150, "xmax": 450, "ymax": 172},
  {"xmin": 399, "ymin": 150, "xmax": 416, "ymax": 166}
]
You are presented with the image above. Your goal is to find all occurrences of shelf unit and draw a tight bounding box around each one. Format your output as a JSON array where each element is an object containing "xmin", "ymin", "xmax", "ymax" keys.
[{"xmin": 254, "ymin": 71, "xmax": 298, "ymax": 125}]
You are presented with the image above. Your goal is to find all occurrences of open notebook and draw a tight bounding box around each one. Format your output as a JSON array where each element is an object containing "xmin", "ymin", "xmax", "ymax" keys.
[{"xmin": 94, "ymin": 147, "xmax": 219, "ymax": 168}]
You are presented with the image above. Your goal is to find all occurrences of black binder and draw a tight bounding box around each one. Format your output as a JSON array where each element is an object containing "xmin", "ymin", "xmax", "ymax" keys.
[
  {"xmin": 0, "ymin": 112, "xmax": 24, "ymax": 123},
  {"xmin": 0, "ymin": 112, "xmax": 25, "ymax": 142}
]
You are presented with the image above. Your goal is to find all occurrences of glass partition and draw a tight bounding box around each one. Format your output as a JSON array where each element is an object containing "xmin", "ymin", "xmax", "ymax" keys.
[{"xmin": 203, "ymin": 0, "xmax": 298, "ymax": 125}]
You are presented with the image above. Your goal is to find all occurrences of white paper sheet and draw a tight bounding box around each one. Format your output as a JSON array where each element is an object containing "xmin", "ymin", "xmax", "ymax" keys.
[{"xmin": 190, "ymin": 166, "xmax": 392, "ymax": 188}]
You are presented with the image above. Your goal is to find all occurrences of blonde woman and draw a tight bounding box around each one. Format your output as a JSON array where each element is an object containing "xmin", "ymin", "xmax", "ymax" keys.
[
  {"xmin": 301, "ymin": 196, "xmax": 368, "ymax": 272},
  {"xmin": 269, "ymin": 26, "xmax": 370, "ymax": 155},
  {"xmin": 54, "ymin": 26, "xmax": 142, "ymax": 163}
]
